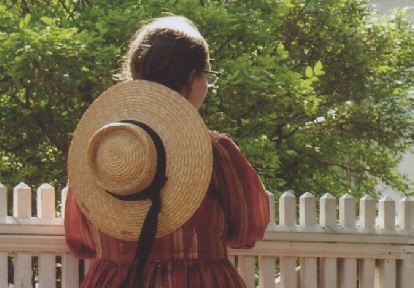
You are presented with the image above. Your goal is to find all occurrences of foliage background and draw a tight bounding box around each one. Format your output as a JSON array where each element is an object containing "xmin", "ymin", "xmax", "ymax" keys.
[{"xmin": 0, "ymin": 0, "xmax": 413, "ymax": 209}]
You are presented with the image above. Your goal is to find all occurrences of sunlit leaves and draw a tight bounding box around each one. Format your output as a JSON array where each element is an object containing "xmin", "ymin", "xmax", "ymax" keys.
[{"xmin": 0, "ymin": 0, "xmax": 413, "ymax": 199}]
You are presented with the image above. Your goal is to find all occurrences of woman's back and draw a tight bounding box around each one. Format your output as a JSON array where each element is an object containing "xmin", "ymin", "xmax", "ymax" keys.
[{"xmin": 66, "ymin": 132, "xmax": 269, "ymax": 287}]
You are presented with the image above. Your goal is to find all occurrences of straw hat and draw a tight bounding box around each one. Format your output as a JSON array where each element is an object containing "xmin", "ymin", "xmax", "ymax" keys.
[{"xmin": 67, "ymin": 80, "xmax": 212, "ymax": 241}]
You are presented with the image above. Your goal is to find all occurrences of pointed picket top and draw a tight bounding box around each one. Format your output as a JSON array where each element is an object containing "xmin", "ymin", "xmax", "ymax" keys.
[
  {"xmin": 13, "ymin": 182, "xmax": 32, "ymax": 218},
  {"xmin": 339, "ymin": 193, "xmax": 356, "ymax": 228},
  {"xmin": 15, "ymin": 182, "xmax": 30, "ymax": 189},
  {"xmin": 300, "ymin": 192, "xmax": 314, "ymax": 199},
  {"xmin": 279, "ymin": 190, "xmax": 297, "ymax": 226},
  {"xmin": 281, "ymin": 190, "xmax": 295, "ymax": 198},
  {"xmin": 37, "ymin": 183, "xmax": 56, "ymax": 219},
  {"xmin": 379, "ymin": 195, "xmax": 394, "ymax": 202},
  {"xmin": 359, "ymin": 194, "xmax": 376, "ymax": 229},
  {"xmin": 300, "ymin": 192, "xmax": 316, "ymax": 227},
  {"xmin": 61, "ymin": 186, "xmax": 69, "ymax": 219},
  {"xmin": 340, "ymin": 193, "xmax": 354, "ymax": 200},
  {"xmin": 39, "ymin": 183, "xmax": 54, "ymax": 190},
  {"xmin": 0, "ymin": 183, "xmax": 6, "ymax": 217},
  {"xmin": 320, "ymin": 193, "xmax": 336, "ymax": 228},
  {"xmin": 361, "ymin": 194, "xmax": 375, "ymax": 201},
  {"xmin": 266, "ymin": 190, "xmax": 276, "ymax": 227},
  {"xmin": 398, "ymin": 197, "xmax": 414, "ymax": 230},
  {"xmin": 378, "ymin": 195, "xmax": 395, "ymax": 230},
  {"xmin": 321, "ymin": 193, "xmax": 335, "ymax": 200}
]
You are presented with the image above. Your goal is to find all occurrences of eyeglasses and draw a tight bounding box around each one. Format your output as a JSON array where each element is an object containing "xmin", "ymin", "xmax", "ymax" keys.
[{"xmin": 203, "ymin": 70, "xmax": 221, "ymax": 88}]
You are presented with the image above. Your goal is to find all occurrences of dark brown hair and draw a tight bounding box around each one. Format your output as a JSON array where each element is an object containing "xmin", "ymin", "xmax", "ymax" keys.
[{"xmin": 118, "ymin": 16, "xmax": 209, "ymax": 92}]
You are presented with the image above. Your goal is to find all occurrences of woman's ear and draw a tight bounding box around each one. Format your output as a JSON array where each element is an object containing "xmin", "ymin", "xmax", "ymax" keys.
[
  {"xmin": 179, "ymin": 69, "xmax": 198, "ymax": 98},
  {"xmin": 187, "ymin": 69, "xmax": 198, "ymax": 89}
]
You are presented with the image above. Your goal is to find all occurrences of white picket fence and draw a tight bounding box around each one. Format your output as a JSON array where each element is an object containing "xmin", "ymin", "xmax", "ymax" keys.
[{"xmin": 1, "ymin": 182, "xmax": 414, "ymax": 287}]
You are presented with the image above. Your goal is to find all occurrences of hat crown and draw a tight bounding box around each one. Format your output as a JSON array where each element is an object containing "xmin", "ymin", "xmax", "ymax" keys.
[{"xmin": 87, "ymin": 122, "xmax": 157, "ymax": 195}]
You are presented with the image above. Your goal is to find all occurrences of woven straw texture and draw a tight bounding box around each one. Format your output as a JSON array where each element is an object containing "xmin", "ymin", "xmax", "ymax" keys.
[
  {"xmin": 87, "ymin": 123, "xmax": 158, "ymax": 195},
  {"xmin": 68, "ymin": 80, "xmax": 212, "ymax": 241}
]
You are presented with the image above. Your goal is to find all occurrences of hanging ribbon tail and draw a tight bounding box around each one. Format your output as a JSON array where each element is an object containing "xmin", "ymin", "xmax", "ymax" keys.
[
  {"xmin": 117, "ymin": 119, "xmax": 167, "ymax": 288},
  {"xmin": 120, "ymin": 176, "xmax": 165, "ymax": 288}
]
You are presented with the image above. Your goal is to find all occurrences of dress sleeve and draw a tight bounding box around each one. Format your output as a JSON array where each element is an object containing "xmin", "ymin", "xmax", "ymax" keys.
[
  {"xmin": 210, "ymin": 132, "xmax": 270, "ymax": 249},
  {"xmin": 64, "ymin": 186, "xmax": 97, "ymax": 259}
]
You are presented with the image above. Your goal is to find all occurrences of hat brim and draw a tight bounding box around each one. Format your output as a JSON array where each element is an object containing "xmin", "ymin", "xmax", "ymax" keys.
[{"xmin": 68, "ymin": 80, "xmax": 212, "ymax": 241}]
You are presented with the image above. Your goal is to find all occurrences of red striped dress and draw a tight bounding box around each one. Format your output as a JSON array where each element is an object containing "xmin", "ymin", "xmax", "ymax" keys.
[{"xmin": 65, "ymin": 131, "xmax": 270, "ymax": 287}]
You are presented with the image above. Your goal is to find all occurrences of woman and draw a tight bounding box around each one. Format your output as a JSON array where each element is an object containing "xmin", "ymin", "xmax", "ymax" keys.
[{"xmin": 65, "ymin": 15, "xmax": 270, "ymax": 287}]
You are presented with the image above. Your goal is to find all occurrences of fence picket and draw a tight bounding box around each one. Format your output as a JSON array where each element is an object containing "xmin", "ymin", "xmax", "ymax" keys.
[
  {"xmin": 320, "ymin": 193, "xmax": 336, "ymax": 228},
  {"xmin": 0, "ymin": 184, "xmax": 6, "ymax": 217},
  {"xmin": 339, "ymin": 194, "xmax": 356, "ymax": 228},
  {"xmin": 339, "ymin": 194, "xmax": 357, "ymax": 288},
  {"xmin": 300, "ymin": 257, "xmax": 317, "ymax": 288},
  {"xmin": 299, "ymin": 193, "xmax": 317, "ymax": 287},
  {"xmin": 14, "ymin": 252, "xmax": 32, "ymax": 288},
  {"xmin": 279, "ymin": 257, "xmax": 297, "ymax": 288},
  {"xmin": 300, "ymin": 192, "xmax": 316, "ymax": 227},
  {"xmin": 360, "ymin": 195, "xmax": 376, "ymax": 229},
  {"xmin": 319, "ymin": 258, "xmax": 337, "ymax": 288},
  {"xmin": 279, "ymin": 191, "xmax": 296, "ymax": 226},
  {"xmin": 279, "ymin": 192, "xmax": 297, "ymax": 288},
  {"xmin": 62, "ymin": 253, "xmax": 79, "ymax": 288},
  {"xmin": 39, "ymin": 253, "xmax": 56, "ymax": 288},
  {"xmin": 359, "ymin": 259, "xmax": 375, "ymax": 288},
  {"xmin": 258, "ymin": 256, "xmax": 275, "ymax": 288},
  {"xmin": 398, "ymin": 197, "xmax": 413, "ymax": 230},
  {"xmin": 378, "ymin": 259, "xmax": 396, "ymax": 288},
  {"xmin": 0, "ymin": 252, "xmax": 7, "ymax": 288},
  {"xmin": 398, "ymin": 258, "xmax": 414, "ymax": 288},
  {"xmin": 266, "ymin": 190, "xmax": 276, "ymax": 227},
  {"xmin": 339, "ymin": 258, "xmax": 357, "ymax": 288},
  {"xmin": 37, "ymin": 184, "xmax": 56, "ymax": 218},
  {"xmin": 61, "ymin": 186, "xmax": 68, "ymax": 219},
  {"xmin": 379, "ymin": 196, "xmax": 395, "ymax": 230},
  {"xmin": 13, "ymin": 183, "xmax": 31, "ymax": 218},
  {"xmin": 238, "ymin": 256, "xmax": 255, "ymax": 288},
  {"xmin": 358, "ymin": 195, "xmax": 377, "ymax": 288}
]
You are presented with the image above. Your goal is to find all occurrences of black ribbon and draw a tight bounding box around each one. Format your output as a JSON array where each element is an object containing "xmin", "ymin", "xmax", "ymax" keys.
[{"xmin": 107, "ymin": 120, "xmax": 167, "ymax": 288}]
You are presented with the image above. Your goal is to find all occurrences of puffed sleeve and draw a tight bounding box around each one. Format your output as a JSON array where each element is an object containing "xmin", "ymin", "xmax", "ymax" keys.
[
  {"xmin": 64, "ymin": 186, "xmax": 97, "ymax": 259},
  {"xmin": 210, "ymin": 131, "xmax": 270, "ymax": 249}
]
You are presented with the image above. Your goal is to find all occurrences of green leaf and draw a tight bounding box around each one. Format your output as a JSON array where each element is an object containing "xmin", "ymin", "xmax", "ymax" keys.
[
  {"xmin": 40, "ymin": 16, "xmax": 53, "ymax": 26},
  {"xmin": 95, "ymin": 22, "xmax": 108, "ymax": 34},
  {"xmin": 277, "ymin": 42, "xmax": 285, "ymax": 55},
  {"xmin": 314, "ymin": 60, "xmax": 325, "ymax": 76},
  {"xmin": 19, "ymin": 19, "xmax": 26, "ymax": 30},
  {"xmin": 19, "ymin": 14, "xmax": 31, "ymax": 30},
  {"xmin": 24, "ymin": 14, "xmax": 31, "ymax": 25},
  {"xmin": 305, "ymin": 66, "xmax": 313, "ymax": 78}
]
